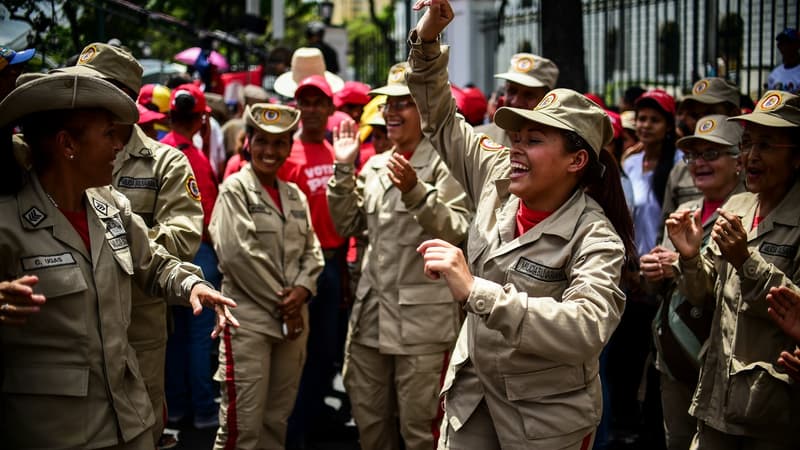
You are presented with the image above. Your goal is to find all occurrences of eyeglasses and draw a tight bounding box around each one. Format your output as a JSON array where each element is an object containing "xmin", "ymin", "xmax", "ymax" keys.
[
  {"xmin": 379, "ymin": 99, "xmax": 416, "ymax": 113},
  {"xmin": 739, "ymin": 141, "xmax": 797, "ymax": 154},
  {"xmin": 682, "ymin": 149, "xmax": 739, "ymax": 164}
]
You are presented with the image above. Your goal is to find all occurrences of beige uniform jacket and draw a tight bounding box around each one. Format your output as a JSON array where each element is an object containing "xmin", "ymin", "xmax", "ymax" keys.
[
  {"xmin": 680, "ymin": 183, "xmax": 800, "ymax": 444},
  {"xmin": 473, "ymin": 121, "xmax": 512, "ymax": 149},
  {"xmin": 113, "ymin": 124, "xmax": 203, "ymax": 349},
  {"xmin": 408, "ymin": 41, "xmax": 626, "ymax": 448},
  {"xmin": 0, "ymin": 175, "xmax": 207, "ymax": 449},
  {"xmin": 327, "ymin": 139, "xmax": 471, "ymax": 355},
  {"xmin": 209, "ymin": 164, "xmax": 324, "ymax": 340}
]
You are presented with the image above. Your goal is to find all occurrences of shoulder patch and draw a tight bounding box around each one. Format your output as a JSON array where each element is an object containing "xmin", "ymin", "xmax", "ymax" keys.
[
  {"xmin": 23, "ymin": 206, "xmax": 46, "ymax": 227},
  {"xmin": 479, "ymin": 136, "xmax": 505, "ymax": 152},
  {"xmin": 138, "ymin": 147, "xmax": 153, "ymax": 157},
  {"xmin": 91, "ymin": 198, "xmax": 109, "ymax": 216},
  {"xmin": 185, "ymin": 176, "xmax": 202, "ymax": 201},
  {"xmin": 513, "ymin": 257, "xmax": 567, "ymax": 282}
]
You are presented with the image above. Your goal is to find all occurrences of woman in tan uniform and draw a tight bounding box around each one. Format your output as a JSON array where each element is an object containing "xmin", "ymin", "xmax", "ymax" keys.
[
  {"xmin": 407, "ymin": 2, "xmax": 635, "ymax": 449},
  {"xmin": 210, "ymin": 103, "xmax": 324, "ymax": 450},
  {"xmin": 0, "ymin": 73, "xmax": 237, "ymax": 449},
  {"xmin": 327, "ymin": 63, "xmax": 471, "ymax": 450},
  {"xmin": 667, "ymin": 91, "xmax": 800, "ymax": 450}
]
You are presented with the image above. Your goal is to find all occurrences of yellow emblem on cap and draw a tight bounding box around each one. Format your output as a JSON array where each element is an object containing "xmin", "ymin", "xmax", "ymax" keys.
[
  {"xmin": 693, "ymin": 80, "xmax": 709, "ymax": 94},
  {"xmin": 513, "ymin": 55, "xmax": 535, "ymax": 73},
  {"xmin": 389, "ymin": 67, "xmax": 406, "ymax": 84},
  {"xmin": 698, "ymin": 118, "xmax": 716, "ymax": 134},
  {"xmin": 759, "ymin": 93, "xmax": 782, "ymax": 111},
  {"xmin": 78, "ymin": 45, "xmax": 98, "ymax": 65},
  {"xmin": 261, "ymin": 108, "xmax": 280, "ymax": 123},
  {"xmin": 185, "ymin": 175, "xmax": 202, "ymax": 201},
  {"xmin": 536, "ymin": 92, "xmax": 557, "ymax": 110},
  {"xmin": 479, "ymin": 136, "xmax": 505, "ymax": 152}
]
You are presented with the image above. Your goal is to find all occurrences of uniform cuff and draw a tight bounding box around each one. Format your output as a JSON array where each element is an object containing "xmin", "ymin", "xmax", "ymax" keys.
[
  {"xmin": 330, "ymin": 163, "xmax": 356, "ymax": 188},
  {"xmin": 408, "ymin": 29, "xmax": 443, "ymax": 60},
  {"xmin": 400, "ymin": 181, "xmax": 430, "ymax": 209},
  {"xmin": 737, "ymin": 251, "xmax": 760, "ymax": 280},
  {"xmin": 679, "ymin": 253, "xmax": 702, "ymax": 275},
  {"xmin": 464, "ymin": 277, "xmax": 500, "ymax": 317}
]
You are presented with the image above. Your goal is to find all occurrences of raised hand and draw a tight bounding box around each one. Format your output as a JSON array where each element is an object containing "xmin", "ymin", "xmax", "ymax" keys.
[
  {"xmin": 666, "ymin": 208, "xmax": 703, "ymax": 259},
  {"xmin": 712, "ymin": 209, "xmax": 749, "ymax": 269},
  {"xmin": 333, "ymin": 118, "xmax": 361, "ymax": 165},
  {"xmin": 767, "ymin": 286, "xmax": 800, "ymax": 343},
  {"xmin": 412, "ymin": 0, "xmax": 455, "ymax": 42},
  {"xmin": 387, "ymin": 153, "xmax": 419, "ymax": 193}
]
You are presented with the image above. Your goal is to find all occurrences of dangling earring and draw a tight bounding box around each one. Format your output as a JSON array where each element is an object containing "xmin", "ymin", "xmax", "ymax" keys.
[{"xmin": 68, "ymin": 154, "xmax": 75, "ymax": 160}]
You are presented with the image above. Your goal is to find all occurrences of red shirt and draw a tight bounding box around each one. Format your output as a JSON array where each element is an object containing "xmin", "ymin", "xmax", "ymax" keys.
[
  {"xmin": 515, "ymin": 202, "xmax": 553, "ymax": 237},
  {"xmin": 278, "ymin": 139, "xmax": 345, "ymax": 249},
  {"xmin": 61, "ymin": 208, "xmax": 90, "ymax": 251},
  {"xmin": 263, "ymin": 183, "xmax": 282, "ymax": 213},
  {"xmin": 161, "ymin": 131, "xmax": 219, "ymax": 238},
  {"xmin": 701, "ymin": 199, "xmax": 725, "ymax": 225}
]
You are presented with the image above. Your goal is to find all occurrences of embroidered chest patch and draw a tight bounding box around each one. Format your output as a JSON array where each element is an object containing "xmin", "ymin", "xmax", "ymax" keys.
[
  {"xmin": 118, "ymin": 176, "xmax": 158, "ymax": 190},
  {"xmin": 759, "ymin": 242, "xmax": 797, "ymax": 259},
  {"xmin": 513, "ymin": 257, "xmax": 567, "ymax": 282},
  {"xmin": 23, "ymin": 206, "xmax": 46, "ymax": 227}
]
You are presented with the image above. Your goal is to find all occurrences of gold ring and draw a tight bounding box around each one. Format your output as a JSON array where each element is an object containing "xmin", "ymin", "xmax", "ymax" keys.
[
  {"xmin": 0, "ymin": 303, "xmax": 9, "ymax": 311},
  {"xmin": 294, "ymin": 327, "xmax": 303, "ymax": 333}
]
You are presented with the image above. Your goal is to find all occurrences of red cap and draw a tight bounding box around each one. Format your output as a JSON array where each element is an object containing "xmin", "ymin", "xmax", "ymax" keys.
[
  {"xmin": 138, "ymin": 84, "xmax": 155, "ymax": 105},
  {"xmin": 295, "ymin": 74, "xmax": 333, "ymax": 99},
  {"xmin": 635, "ymin": 89, "xmax": 676, "ymax": 116},
  {"xmin": 334, "ymin": 81, "xmax": 371, "ymax": 108},
  {"xmin": 584, "ymin": 93, "xmax": 607, "ymax": 109},
  {"xmin": 451, "ymin": 84, "xmax": 488, "ymax": 125},
  {"xmin": 605, "ymin": 110, "xmax": 622, "ymax": 140},
  {"xmin": 137, "ymin": 103, "xmax": 167, "ymax": 125},
  {"xmin": 169, "ymin": 83, "xmax": 211, "ymax": 114}
]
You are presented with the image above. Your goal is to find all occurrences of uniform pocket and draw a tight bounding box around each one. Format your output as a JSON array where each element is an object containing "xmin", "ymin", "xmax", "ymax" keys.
[
  {"xmin": 398, "ymin": 284, "xmax": 458, "ymax": 345},
  {"xmin": 724, "ymin": 363, "xmax": 791, "ymax": 427},
  {"xmin": 2, "ymin": 365, "xmax": 89, "ymax": 396},
  {"xmin": 504, "ymin": 366, "xmax": 598, "ymax": 440},
  {"xmin": 35, "ymin": 265, "xmax": 88, "ymax": 298}
]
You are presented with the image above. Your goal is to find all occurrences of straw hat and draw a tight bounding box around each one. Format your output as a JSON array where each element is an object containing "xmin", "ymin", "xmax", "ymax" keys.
[
  {"xmin": 273, "ymin": 48, "xmax": 344, "ymax": 98},
  {"xmin": 0, "ymin": 72, "xmax": 138, "ymax": 127}
]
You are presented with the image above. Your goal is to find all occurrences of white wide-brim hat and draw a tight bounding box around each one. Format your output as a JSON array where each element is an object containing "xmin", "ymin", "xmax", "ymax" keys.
[{"xmin": 273, "ymin": 47, "xmax": 344, "ymax": 98}]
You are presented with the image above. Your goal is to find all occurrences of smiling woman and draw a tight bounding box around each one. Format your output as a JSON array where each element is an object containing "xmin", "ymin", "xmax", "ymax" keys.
[
  {"xmin": 0, "ymin": 73, "xmax": 237, "ymax": 450},
  {"xmin": 404, "ymin": 2, "xmax": 635, "ymax": 449}
]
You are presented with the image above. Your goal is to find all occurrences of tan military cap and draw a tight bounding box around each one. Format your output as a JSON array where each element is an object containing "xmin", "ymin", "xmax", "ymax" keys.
[
  {"xmin": 244, "ymin": 103, "xmax": 300, "ymax": 134},
  {"xmin": 0, "ymin": 72, "xmax": 138, "ymax": 127},
  {"xmin": 620, "ymin": 110, "xmax": 636, "ymax": 131},
  {"xmin": 53, "ymin": 43, "xmax": 143, "ymax": 94},
  {"xmin": 729, "ymin": 90, "xmax": 800, "ymax": 128},
  {"xmin": 676, "ymin": 114, "xmax": 743, "ymax": 148},
  {"xmin": 494, "ymin": 88, "xmax": 613, "ymax": 155},
  {"xmin": 369, "ymin": 62, "xmax": 411, "ymax": 97},
  {"xmin": 495, "ymin": 53, "xmax": 559, "ymax": 89},
  {"xmin": 681, "ymin": 78, "xmax": 740, "ymax": 107}
]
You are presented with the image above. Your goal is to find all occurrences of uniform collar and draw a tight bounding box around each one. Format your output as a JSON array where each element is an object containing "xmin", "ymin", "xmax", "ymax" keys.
[
  {"xmin": 114, "ymin": 125, "xmax": 156, "ymax": 173},
  {"xmin": 243, "ymin": 163, "xmax": 297, "ymax": 216}
]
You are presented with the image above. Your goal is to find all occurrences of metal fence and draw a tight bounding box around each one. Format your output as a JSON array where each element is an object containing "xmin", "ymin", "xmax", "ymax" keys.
[{"xmin": 480, "ymin": 0, "xmax": 799, "ymax": 105}]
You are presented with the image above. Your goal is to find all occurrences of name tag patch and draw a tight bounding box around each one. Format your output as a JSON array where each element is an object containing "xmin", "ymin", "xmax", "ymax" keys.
[
  {"xmin": 291, "ymin": 210, "xmax": 306, "ymax": 219},
  {"xmin": 759, "ymin": 242, "xmax": 796, "ymax": 259},
  {"xmin": 21, "ymin": 252, "xmax": 77, "ymax": 271},
  {"xmin": 118, "ymin": 176, "xmax": 158, "ymax": 190},
  {"xmin": 248, "ymin": 204, "xmax": 270, "ymax": 214},
  {"xmin": 513, "ymin": 257, "xmax": 566, "ymax": 282}
]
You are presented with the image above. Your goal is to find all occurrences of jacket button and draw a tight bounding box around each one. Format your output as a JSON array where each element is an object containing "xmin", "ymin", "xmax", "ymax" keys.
[{"xmin": 475, "ymin": 299, "xmax": 486, "ymax": 311}]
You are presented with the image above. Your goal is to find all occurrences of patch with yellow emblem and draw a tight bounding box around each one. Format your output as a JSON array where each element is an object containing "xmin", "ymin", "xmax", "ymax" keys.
[
  {"xmin": 697, "ymin": 118, "xmax": 716, "ymax": 134},
  {"xmin": 479, "ymin": 135, "xmax": 505, "ymax": 152},
  {"xmin": 759, "ymin": 93, "xmax": 782, "ymax": 111},
  {"xmin": 692, "ymin": 80, "xmax": 709, "ymax": 95},
  {"xmin": 185, "ymin": 175, "xmax": 202, "ymax": 201},
  {"xmin": 78, "ymin": 45, "xmax": 98, "ymax": 65},
  {"xmin": 261, "ymin": 108, "xmax": 280, "ymax": 123}
]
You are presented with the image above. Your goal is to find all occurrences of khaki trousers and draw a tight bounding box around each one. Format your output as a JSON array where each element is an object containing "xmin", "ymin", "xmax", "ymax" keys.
[
  {"xmin": 660, "ymin": 373, "xmax": 696, "ymax": 450},
  {"xmin": 343, "ymin": 341, "xmax": 448, "ymax": 450},
  {"xmin": 213, "ymin": 314, "xmax": 308, "ymax": 450},
  {"xmin": 130, "ymin": 300, "xmax": 168, "ymax": 446}
]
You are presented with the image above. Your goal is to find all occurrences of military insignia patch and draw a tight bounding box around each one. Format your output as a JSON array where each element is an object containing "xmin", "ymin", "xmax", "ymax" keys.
[
  {"xmin": 261, "ymin": 108, "xmax": 280, "ymax": 123},
  {"xmin": 536, "ymin": 93, "xmax": 557, "ymax": 110},
  {"xmin": 759, "ymin": 93, "xmax": 781, "ymax": 111},
  {"xmin": 22, "ymin": 207, "xmax": 46, "ymax": 227},
  {"xmin": 697, "ymin": 118, "xmax": 716, "ymax": 134},
  {"xmin": 185, "ymin": 176, "xmax": 202, "ymax": 201},
  {"xmin": 78, "ymin": 45, "xmax": 98, "ymax": 65},
  {"xmin": 513, "ymin": 257, "xmax": 567, "ymax": 282},
  {"xmin": 91, "ymin": 198, "xmax": 109, "ymax": 216},
  {"xmin": 479, "ymin": 136, "xmax": 505, "ymax": 152},
  {"xmin": 513, "ymin": 55, "xmax": 535, "ymax": 73},
  {"xmin": 693, "ymin": 80, "xmax": 709, "ymax": 95}
]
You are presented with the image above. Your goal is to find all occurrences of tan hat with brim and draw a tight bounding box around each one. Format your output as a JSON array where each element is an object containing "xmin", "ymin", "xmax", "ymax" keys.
[
  {"xmin": 369, "ymin": 62, "xmax": 411, "ymax": 97},
  {"xmin": 244, "ymin": 103, "xmax": 300, "ymax": 134},
  {"xmin": 494, "ymin": 88, "xmax": 612, "ymax": 156},
  {"xmin": 273, "ymin": 47, "xmax": 344, "ymax": 98},
  {"xmin": 681, "ymin": 78, "xmax": 740, "ymax": 107},
  {"xmin": 15, "ymin": 72, "xmax": 47, "ymax": 87},
  {"xmin": 729, "ymin": 90, "xmax": 800, "ymax": 127},
  {"xmin": 495, "ymin": 53, "xmax": 559, "ymax": 89},
  {"xmin": 676, "ymin": 114, "xmax": 743, "ymax": 148},
  {"xmin": 0, "ymin": 72, "xmax": 139, "ymax": 127}
]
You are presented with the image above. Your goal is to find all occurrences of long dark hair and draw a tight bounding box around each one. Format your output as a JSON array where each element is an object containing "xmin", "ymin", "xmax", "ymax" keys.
[
  {"xmin": 562, "ymin": 130, "xmax": 637, "ymax": 266},
  {"xmin": 637, "ymin": 103, "xmax": 677, "ymax": 206},
  {"xmin": 0, "ymin": 126, "xmax": 25, "ymax": 195}
]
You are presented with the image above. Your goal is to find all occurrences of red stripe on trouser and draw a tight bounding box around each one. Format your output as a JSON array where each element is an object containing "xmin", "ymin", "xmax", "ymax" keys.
[
  {"xmin": 431, "ymin": 350, "xmax": 450, "ymax": 448},
  {"xmin": 580, "ymin": 432, "xmax": 593, "ymax": 450},
  {"xmin": 222, "ymin": 325, "xmax": 239, "ymax": 450}
]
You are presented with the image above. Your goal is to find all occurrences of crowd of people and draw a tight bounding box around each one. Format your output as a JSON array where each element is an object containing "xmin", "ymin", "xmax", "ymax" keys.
[{"xmin": 1, "ymin": 1, "xmax": 799, "ymax": 449}]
